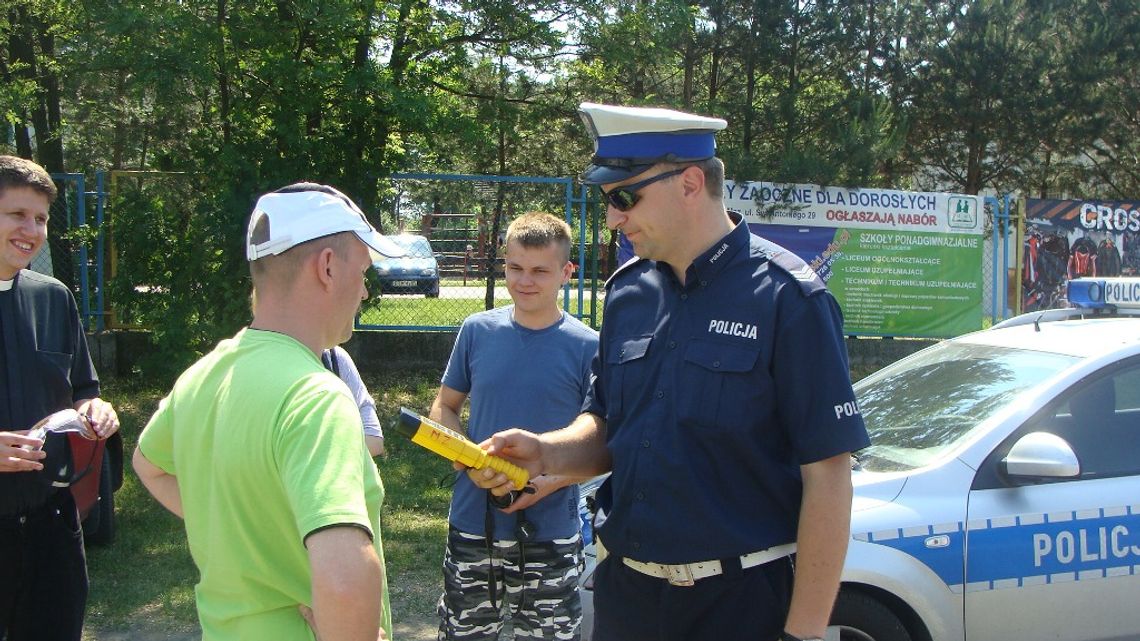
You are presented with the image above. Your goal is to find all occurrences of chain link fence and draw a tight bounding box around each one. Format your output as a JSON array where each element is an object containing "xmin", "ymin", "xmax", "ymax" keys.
[
  {"xmin": 36, "ymin": 174, "xmax": 104, "ymax": 331},
  {"xmin": 982, "ymin": 195, "xmax": 1017, "ymax": 324},
  {"xmin": 358, "ymin": 174, "xmax": 607, "ymax": 330},
  {"xmin": 31, "ymin": 170, "xmax": 1017, "ymax": 340}
]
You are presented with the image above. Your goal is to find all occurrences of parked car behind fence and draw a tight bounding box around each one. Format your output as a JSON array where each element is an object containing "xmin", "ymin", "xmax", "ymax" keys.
[{"xmin": 373, "ymin": 234, "xmax": 440, "ymax": 298}]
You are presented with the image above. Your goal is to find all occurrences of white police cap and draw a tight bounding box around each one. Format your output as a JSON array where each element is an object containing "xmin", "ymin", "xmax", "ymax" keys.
[{"xmin": 578, "ymin": 102, "xmax": 727, "ymax": 185}]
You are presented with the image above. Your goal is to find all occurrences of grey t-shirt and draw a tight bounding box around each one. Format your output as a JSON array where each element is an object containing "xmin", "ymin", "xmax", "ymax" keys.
[{"xmin": 442, "ymin": 306, "xmax": 598, "ymax": 541}]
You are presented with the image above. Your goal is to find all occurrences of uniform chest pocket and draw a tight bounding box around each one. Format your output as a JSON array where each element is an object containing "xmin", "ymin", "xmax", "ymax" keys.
[
  {"xmin": 604, "ymin": 335, "xmax": 652, "ymax": 422},
  {"xmin": 37, "ymin": 349, "xmax": 74, "ymax": 410},
  {"xmin": 681, "ymin": 340, "xmax": 761, "ymax": 430}
]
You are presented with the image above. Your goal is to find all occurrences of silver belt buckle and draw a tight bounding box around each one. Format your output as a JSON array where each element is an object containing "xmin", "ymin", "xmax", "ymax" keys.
[{"xmin": 665, "ymin": 563, "xmax": 696, "ymax": 587}]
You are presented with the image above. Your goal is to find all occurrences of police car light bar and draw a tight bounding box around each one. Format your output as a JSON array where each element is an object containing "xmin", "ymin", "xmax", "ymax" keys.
[{"xmin": 1067, "ymin": 277, "xmax": 1140, "ymax": 309}]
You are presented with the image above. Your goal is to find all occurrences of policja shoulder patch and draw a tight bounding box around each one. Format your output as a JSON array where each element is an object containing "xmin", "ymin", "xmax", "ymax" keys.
[{"xmin": 753, "ymin": 236, "xmax": 826, "ymax": 297}]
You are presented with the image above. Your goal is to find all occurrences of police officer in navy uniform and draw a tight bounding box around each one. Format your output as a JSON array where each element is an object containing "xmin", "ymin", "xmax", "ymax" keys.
[{"xmin": 468, "ymin": 103, "xmax": 870, "ymax": 641}]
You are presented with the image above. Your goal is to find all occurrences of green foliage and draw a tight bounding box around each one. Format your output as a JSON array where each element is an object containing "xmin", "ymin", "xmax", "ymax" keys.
[
  {"xmin": 61, "ymin": 222, "xmax": 99, "ymax": 248},
  {"xmin": 107, "ymin": 175, "xmax": 249, "ymax": 382},
  {"xmin": 898, "ymin": 0, "xmax": 1130, "ymax": 196},
  {"xmin": 0, "ymin": 75, "xmax": 38, "ymax": 132},
  {"xmin": 2, "ymin": 0, "xmax": 1138, "ymax": 359},
  {"xmin": 1043, "ymin": 0, "xmax": 1140, "ymax": 199},
  {"xmin": 832, "ymin": 95, "xmax": 909, "ymax": 188}
]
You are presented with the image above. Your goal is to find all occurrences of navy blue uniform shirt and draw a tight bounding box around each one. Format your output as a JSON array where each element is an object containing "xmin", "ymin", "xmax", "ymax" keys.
[{"xmin": 584, "ymin": 214, "xmax": 870, "ymax": 564}]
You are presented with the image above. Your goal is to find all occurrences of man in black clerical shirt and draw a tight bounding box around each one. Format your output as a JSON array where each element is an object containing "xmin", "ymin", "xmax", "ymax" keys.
[{"xmin": 0, "ymin": 155, "xmax": 120, "ymax": 641}]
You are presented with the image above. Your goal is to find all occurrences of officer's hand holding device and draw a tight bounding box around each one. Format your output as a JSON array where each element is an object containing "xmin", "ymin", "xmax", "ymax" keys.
[{"xmin": 396, "ymin": 407, "xmax": 532, "ymax": 491}]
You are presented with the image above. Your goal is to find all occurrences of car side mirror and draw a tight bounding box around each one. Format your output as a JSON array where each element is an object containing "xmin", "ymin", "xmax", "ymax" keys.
[{"xmin": 1002, "ymin": 432, "xmax": 1080, "ymax": 480}]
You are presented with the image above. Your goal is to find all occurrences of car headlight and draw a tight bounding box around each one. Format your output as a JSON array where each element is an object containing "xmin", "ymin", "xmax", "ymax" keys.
[{"xmin": 422, "ymin": 268, "xmax": 436, "ymax": 276}]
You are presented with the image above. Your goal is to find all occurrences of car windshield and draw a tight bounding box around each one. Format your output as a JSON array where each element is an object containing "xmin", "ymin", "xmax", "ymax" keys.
[
  {"xmin": 389, "ymin": 235, "xmax": 432, "ymax": 258},
  {"xmin": 853, "ymin": 341, "xmax": 1079, "ymax": 473}
]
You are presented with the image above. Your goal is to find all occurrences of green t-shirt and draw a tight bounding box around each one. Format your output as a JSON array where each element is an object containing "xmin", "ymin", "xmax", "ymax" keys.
[{"xmin": 139, "ymin": 328, "xmax": 391, "ymax": 640}]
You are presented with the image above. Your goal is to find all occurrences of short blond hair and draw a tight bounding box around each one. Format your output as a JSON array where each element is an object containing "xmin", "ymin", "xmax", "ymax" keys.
[
  {"xmin": 249, "ymin": 223, "xmax": 355, "ymax": 290},
  {"xmin": 504, "ymin": 212, "xmax": 572, "ymax": 262}
]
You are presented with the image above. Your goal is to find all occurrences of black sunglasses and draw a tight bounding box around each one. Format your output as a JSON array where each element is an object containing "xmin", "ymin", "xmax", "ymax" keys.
[{"xmin": 599, "ymin": 168, "xmax": 687, "ymax": 212}]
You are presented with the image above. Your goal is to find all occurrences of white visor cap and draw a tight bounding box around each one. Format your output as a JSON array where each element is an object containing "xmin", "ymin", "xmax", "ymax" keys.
[{"xmin": 246, "ymin": 186, "xmax": 405, "ymax": 261}]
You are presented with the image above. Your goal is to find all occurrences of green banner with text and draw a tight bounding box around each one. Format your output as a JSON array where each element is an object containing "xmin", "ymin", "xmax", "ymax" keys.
[
  {"xmin": 724, "ymin": 182, "xmax": 984, "ymax": 337},
  {"xmin": 827, "ymin": 230, "xmax": 983, "ymax": 336}
]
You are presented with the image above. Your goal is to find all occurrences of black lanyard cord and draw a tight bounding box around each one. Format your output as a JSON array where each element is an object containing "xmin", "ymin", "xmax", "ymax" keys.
[{"xmin": 484, "ymin": 492, "xmax": 536, "ymax": 617}]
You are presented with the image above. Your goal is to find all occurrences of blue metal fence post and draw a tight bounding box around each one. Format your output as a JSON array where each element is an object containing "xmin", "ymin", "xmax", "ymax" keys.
[
  {"xmin": 46, "ymin": 173, "xmax": 100, "ymax": 331},
  {"xmin": 581, "ymin": 184, "xmax": 596, "ymax": 327},
  {"xmin": 986, "ymin": 196, "xmax": 999, "ymax": 325},
  {"xmin": 93, "ymin": 171, "xmax": 106, "ymax": 331},
  {"xmin": 567, "ymin": 183, "xmax": 598, "ymax": 328},
  {"xmin": 562, "ymin": 178, "xmax": 588, "ymax": 319},
  {"xmin": 984, "ymin": 194, "xmax": 1016, "ymax": 324},
  {"xmin": 73, "ymin": 174, "xmax": 91, "ymax": 331}
]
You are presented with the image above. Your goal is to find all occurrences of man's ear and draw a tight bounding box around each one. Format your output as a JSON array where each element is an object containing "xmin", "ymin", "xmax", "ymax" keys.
[
  {"xmin": 561, "ymin": 260, "xmax": 573, "ymax": 284},
  {"xmin": 315, "ymin": 247, "xmax": 336, "ymax": 289},
  {"xmin": 679, "ymin": 165, "xmax": 706, "ymax": 200}
]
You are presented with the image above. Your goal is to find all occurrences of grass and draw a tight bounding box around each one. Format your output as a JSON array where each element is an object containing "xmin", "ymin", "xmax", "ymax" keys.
[
  {"xmin": 86, "ymin": 368, "xmax": 455, "ymax": 635},
  {"xmin": 87, "ymin": 358, "xmax": 874, "ymax": 636},
  {"xmin": 359, "ymin": 293, "xmax": 603, "ymax": 328},
  {"xmin": 84, "ymin": 380, "xmax": 199, "ymax": 633},
  {"xmin": 368, "ymin": 370, "xmax": 455, "ymax": 628},
  {"xmin": 359, "ymin": 297, "xmax": 505, "ymax": 327}
]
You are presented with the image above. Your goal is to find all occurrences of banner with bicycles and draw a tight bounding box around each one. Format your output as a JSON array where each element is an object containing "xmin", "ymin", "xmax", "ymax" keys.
[{"xmin": 1022, "ymin": 199, "xmax": 1140, "ymax": 312}]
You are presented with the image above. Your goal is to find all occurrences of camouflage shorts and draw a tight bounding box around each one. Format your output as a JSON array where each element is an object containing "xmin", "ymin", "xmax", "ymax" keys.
[{"xmin": 437, "ymin": 526, "xmax": 582, "ymax": 641}]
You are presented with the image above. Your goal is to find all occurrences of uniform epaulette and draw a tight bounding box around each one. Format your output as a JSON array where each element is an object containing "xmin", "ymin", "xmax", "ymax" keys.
[
  {"xmin": 754, "ymin": 237, "xmax": 826, "ymax": 296},
  {"xmin": 605, "ymin": 255, "xmax": 648, "ymax": 289}
]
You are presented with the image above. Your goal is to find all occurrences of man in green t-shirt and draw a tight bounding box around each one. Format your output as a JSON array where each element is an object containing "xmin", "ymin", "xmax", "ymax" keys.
[{"xmin": 134, "ymin": 183, "xmax": 405, "ymax": 641}]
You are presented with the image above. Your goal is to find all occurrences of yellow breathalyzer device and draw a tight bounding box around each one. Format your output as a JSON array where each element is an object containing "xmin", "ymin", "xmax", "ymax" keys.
[{"xmin": 396, "ymin": 407, "xmax": 530, "ymax": 490}]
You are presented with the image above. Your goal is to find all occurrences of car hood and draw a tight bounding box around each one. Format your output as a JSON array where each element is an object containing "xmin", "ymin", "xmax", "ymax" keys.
[
  {"xmin": 848, "ymin": 457, "xmax": 975, "ymax": 538},
  {"xmin": 851, "ymin": 470, "xmax": 908, "ymax": 513}
]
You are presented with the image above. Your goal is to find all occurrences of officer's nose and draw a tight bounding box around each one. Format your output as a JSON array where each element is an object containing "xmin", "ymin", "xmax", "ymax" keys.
[{"xmin": 605, "ymin": 205, "xmax": 627, "ymax": 232}]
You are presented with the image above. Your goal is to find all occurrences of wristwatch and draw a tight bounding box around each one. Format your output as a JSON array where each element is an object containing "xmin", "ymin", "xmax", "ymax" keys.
[
  {"xmin": 781, "ymin": 632, "xmax": 824, "ymax": 641},
  {"xmin": 488, "ymin": 489, "xmax": 520, "ymax": 509}
]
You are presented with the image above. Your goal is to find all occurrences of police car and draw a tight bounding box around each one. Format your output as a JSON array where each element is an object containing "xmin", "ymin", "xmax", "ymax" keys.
[
  {"xmin": 579, "ymin": 277, "xmax": 1140, "ymax": 641},
  {"xmin": 834, "ymin": 276, "xmax": 1140, "ymax": 641}
]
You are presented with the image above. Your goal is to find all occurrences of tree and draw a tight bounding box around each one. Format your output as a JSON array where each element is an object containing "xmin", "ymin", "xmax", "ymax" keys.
[
  {"xmin": 1, "ymin": 0, "xmax": 84, "ymax": 288},
  {"xmin": 4, "ymin": 0, "xmax": 1140, "ymax": 375},
  {"xmin": 902, "ymin": 0, "xmax": 1082, "ymax": 195},
  {"xmin": 1045, "ymin": 0, "xmax": 1140, "ymax": 199}
]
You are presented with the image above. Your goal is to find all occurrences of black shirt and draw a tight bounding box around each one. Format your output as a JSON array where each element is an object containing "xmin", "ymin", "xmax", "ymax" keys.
[{"xmin": 0, "ymin": 270, "xmax": 100, "ymax": 515}]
